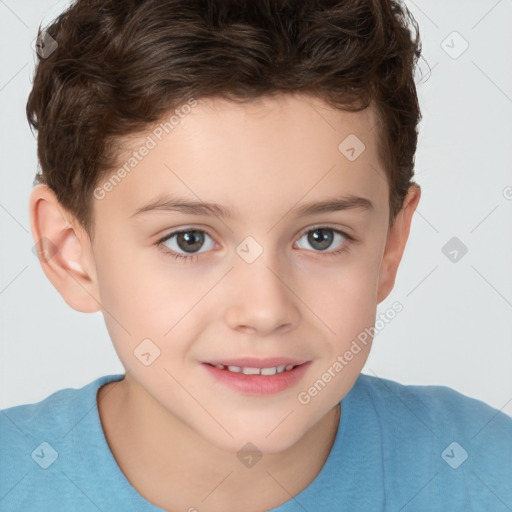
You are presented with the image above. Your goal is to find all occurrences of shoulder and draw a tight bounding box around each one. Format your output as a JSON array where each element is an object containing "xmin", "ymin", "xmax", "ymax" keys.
[
  {"xmin": 0, "ymin": 374, "xmax": 124, "ymax": 510},
  {"xmin": 350, "ymin": 373, "xmax": 512, "ymax": 510},
  {"xmin": 1, "ymin": 384, "xmax": 80, "ymax": 466},
  {"xmin": 2, "ymin": 385, "xmax": 80, "ymax": 436},
  {"xmin": 355, "ymin": 372, "xmax": 512, "ymax": 440},
  {"xmin": 0, "ymin": 374, "xmax": 121, "ymax": 440}
]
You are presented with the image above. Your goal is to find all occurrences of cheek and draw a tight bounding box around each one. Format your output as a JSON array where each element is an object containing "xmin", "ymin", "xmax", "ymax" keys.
[
  {"xmin": 93, "ymin": 247, "xmax": 214, "ymax": 364},
  {"xmin": 305, "ymin": 251, "xmax": 381, "ymax": 364},
  {"xmin": 302, "ymin": 248, "xmax": 381, "ymax": 319},
  {"xmin": 90, "ymin": 233, "xmax": 170, "ymax": 355}
]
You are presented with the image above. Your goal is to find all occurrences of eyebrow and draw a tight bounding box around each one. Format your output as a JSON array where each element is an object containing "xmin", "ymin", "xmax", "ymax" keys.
[{"xmin": 130, "ymin": 193, "xmax": 374, "ymax": 219}]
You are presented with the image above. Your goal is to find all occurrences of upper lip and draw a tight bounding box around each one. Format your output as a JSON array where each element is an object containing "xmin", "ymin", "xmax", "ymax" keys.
[{"xmin": 204, "ymin": 357, "xmax": 309, "ymax": 368}]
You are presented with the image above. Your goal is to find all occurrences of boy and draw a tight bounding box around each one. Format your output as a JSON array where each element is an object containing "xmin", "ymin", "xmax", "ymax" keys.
[{"xmin": 1, "ymin": 0, "xmax": 511, "ymax": 511}]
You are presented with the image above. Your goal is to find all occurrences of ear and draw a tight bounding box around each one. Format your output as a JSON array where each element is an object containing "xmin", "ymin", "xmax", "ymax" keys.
[
  {"xmin": 29, "ymin": 184, "xmax": 101, "ymax": 313},
  {"xmin": 376, "ymin": 183, "xmax": 421, "ymax": 303}
]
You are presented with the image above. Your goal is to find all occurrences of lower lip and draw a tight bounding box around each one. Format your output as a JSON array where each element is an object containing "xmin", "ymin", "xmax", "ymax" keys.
[{"xmin": 202, "ymin": 362, "xmax": 311, "ymax": 395}]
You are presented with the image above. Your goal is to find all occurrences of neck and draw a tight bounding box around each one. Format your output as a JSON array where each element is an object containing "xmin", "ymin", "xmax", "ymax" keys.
[{"xmin": 97, "ymin": 375, "xmax": 341, "ymax": 512}]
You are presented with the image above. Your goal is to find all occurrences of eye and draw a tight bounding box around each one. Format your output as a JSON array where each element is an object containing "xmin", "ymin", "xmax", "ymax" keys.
[
  {"xmin": 157, "ymin": 228, "xmax": 216, "ymax": 262},
  {"xmin": 156, "ymin": 225, "xmax": 353, "ymax": 263},
  {"xmin": 295, "ymin": 226, "xmax": 352, "ymax": 256}
]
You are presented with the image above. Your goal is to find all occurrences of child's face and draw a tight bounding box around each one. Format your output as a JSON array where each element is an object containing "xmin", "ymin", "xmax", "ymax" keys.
[{"xmin": 48, "ymin": 94, "xmax": 419, "ymax": 453}]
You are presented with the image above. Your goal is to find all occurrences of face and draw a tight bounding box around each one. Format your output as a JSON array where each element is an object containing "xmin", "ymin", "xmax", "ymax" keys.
[{"xmin": 78, "ymin": 94, "xmax": 401, "ymax": 453}]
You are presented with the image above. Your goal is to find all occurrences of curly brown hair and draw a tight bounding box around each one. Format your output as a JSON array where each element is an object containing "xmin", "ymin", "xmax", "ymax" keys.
[{"xmin": 27, "ymin": 0, "xmax": 424, "ymax": 236}]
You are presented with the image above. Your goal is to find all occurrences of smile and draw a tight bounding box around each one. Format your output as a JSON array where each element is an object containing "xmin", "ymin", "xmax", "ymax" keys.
[
  {"xmin": 202, "ymin": 361, "xmax": 311, "ymax": 395},
  {"xmin": 210, "ymin": 364, "xmax": 298, "ymax": 375}
]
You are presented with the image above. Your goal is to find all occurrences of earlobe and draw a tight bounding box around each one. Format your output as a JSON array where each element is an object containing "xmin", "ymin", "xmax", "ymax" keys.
[
  {"xmin": 29, "ymin": 184, "xmax": 101, "ymax": 313},
  {"xmin": 376, "ymin": 183, "xmax": 421, "ymax": 304}
]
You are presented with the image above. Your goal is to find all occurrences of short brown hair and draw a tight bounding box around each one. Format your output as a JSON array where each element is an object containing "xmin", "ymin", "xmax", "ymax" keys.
[{"xmin": 27, "ymin": 0, "xmax": 423, "ymax": 236}]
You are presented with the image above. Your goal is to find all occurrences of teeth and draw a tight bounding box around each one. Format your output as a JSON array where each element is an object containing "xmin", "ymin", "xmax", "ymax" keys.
[
  {"xmin": 215, "ymin": 364, "xmax": 298, "ymax": 375},
  {"xmin": 242, "ymin": 367, "xmax": 261, "ymax": 375}
]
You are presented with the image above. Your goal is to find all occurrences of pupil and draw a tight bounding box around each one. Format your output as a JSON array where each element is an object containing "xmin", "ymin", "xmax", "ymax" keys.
[
  {"xmin": 309, "ymin": 229, "xmax": 333, "ymax": 251},
  {"xmin": 174, "ymin": 229, "xmax": 334, "ymax": 254},
  {"xmin": 177, "ymin": 231, "xmax": 204, "ymax": 253}
]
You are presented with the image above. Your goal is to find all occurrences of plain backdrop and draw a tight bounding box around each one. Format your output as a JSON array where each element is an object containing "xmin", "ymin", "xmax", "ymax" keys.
[{"xmin": 0, "ymin": 0, "xmax": 511, "ymax": 415}]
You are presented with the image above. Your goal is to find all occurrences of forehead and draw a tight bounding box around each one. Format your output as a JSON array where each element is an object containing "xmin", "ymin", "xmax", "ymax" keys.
[{"xmin": 94, "ymin": 93, "xmax": 387, "ymax": 222}]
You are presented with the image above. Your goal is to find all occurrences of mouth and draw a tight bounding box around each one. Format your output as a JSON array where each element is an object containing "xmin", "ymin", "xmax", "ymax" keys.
[
  {"xmin": 201, "ymin": 359, "xmax": 311, "ymax": 395},
  {"xmin": 204, "ymin": 362, "xmax": 300, "ymax": 375}
]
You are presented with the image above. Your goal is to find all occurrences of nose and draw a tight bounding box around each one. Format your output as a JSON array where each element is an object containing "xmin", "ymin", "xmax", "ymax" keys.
[{"xmin": 223, "ymin": 253, "xmax": 301, "ymax": 336}]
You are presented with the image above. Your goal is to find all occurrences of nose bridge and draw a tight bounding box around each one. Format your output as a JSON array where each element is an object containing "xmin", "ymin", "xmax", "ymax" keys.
[{"xmin": 223, "ymin": 236, "xmax": 300, "ymax": 334}]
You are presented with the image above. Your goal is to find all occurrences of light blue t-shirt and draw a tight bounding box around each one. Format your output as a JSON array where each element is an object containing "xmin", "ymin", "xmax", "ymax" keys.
[{"xmin": 1, "ymin": 372, "xmax": 511, "ymax": 511}]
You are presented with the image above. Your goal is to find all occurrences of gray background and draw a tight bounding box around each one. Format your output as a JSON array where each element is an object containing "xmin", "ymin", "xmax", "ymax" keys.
[{"xmin": 1, "ymin": 0, "xmax": 511, "ymax": 415}]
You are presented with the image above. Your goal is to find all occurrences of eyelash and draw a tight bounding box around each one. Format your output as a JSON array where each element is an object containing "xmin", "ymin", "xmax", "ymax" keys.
[{"xmin": 156, "ymin": 226, "xmax": 354, "ymax": 263}]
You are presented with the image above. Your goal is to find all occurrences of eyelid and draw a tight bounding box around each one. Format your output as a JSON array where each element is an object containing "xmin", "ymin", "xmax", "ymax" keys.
[
  {"xmin": 296, "ymin": 223, "xmax": 354, "ymax": 241},
  {"xmin": 156, "ymin": 223, "xmax": 354, "ymax": 246},
  {"xmin": 156, "ymin": 225, "xmax": 217, "ymax": 244},
  {"xmin": 156, "ymin": 223, "xmax": 356, "ymax": 266}
]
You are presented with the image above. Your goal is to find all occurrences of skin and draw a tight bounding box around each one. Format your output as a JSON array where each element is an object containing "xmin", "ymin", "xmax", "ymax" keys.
[{"xmin": 29, "ymin": 93, "xmax": 420, "ymax": 512}]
